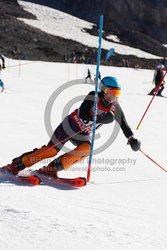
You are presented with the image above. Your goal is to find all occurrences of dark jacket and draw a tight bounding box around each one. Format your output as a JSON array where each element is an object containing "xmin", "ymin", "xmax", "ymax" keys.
[
  {"xmin": 70, "ymin": 91, "xmax": 133, "ymax": 138},
  {"xmin": 0, "ymin": 55, "xmax": 5, "ymax": 69},
  {"xmin": 155, "ymin": 69, "xmax": 164, "ymax": 86}
]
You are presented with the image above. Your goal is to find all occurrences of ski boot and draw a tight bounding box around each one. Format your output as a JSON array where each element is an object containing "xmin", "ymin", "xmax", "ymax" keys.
[
  {"xmin": 1, "ymin": 153, "xmax": 28, "ymax": 175},
  {"xmin": 1, "ymin": 164, "xmax": 21, "ymax": 175},
  {"xmin": 37, "ymin": 162, "xmax": 58, "ymax": 178},
  {"xmin": 157, "ymin": 93, "xmax": 163, "ymax": 97}
]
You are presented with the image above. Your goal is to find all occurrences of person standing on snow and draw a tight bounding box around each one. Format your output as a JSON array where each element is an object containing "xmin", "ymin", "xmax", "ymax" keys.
[
  {"xmin": 148, "ymin": 64, "xmax": 165, "ymax": 96},
  {"xmin": 0, "ymin": 55, "xmax": 6, "ymax": 70},
  {"xmin": 2, "ymin": 76, "xmax": 141, "ymax": 176},
  {"xmin": 85, "ymin": 69, "xmax": 92, "ymax": 83}
]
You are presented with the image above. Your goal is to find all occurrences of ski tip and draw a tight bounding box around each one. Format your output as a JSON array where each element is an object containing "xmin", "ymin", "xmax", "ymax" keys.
[
  {"xmin": 33, "ymin": 175, "xmax": 42, "ymax": 185},
  {"xmin": 20, "ymin": 175, "xmax": 41, "ymax": 186},
  {"xmin": 67, "ymin": 177, "xmax": 87, "ymax": 188},
  {"xmin": 77, "ymin": 177, "xmax": 87, "ymax": 187}
]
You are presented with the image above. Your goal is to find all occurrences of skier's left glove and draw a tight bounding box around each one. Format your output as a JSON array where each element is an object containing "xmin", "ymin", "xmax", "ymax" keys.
[{"xmin": 127, "ymin": 136, "xmax": 141, "ymax": 151}]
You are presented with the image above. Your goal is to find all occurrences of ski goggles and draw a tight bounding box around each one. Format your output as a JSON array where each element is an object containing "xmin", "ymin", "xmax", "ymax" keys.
[{"xmin": 103, "ymin": 86, "xmax": 121, "ymax": 97}]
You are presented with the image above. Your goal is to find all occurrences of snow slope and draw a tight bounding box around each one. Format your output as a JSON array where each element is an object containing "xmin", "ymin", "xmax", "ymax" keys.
[
  {"xmin": 18, "ymin": 0, "xmax": 161, "ymax": 59},
  {"xmin": 0, "ymin": 59, "xmax": 167, "ymax": 250}
]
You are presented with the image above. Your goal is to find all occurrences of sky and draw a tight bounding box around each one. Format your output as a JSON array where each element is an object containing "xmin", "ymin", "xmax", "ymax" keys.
[{"xmin": 0, "ymin": 1, "xmax": 167, "ymax": 250}]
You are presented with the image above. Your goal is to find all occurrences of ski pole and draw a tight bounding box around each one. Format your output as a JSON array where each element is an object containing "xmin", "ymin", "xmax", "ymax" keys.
[
  {"xmin": 136, "ymin": 69, "xmax": 167, "ymax": 130},
  {"xmin": 139, "ymin": 149, "xmax": 167, "ymax": 173},
  {"xmin": 87, "ymin": 15, "xmax": 103, "ymax": 182}
]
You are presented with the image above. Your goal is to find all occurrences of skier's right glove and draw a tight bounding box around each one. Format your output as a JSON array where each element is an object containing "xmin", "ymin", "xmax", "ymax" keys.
[{"xmin": 127, "ymin": 136, "xmax": 141, "ymax": 151}]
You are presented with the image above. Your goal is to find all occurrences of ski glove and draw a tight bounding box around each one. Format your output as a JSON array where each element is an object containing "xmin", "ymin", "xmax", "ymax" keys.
[{"xmin": 127, "ymin": 136, "xmax": 141, "ymax": 151}]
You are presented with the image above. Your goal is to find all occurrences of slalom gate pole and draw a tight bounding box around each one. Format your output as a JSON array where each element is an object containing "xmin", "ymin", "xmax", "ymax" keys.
[
  {"xmin": 87, "ymin": 15, "xmax": 103, "ymax": 182},
  {"xmin": 139, "ymin": 149, "xmax": 167, "ymax": 173},
  {"xmin": 136, "ymin": 69, "xmax": 167, "ymax": 130}
]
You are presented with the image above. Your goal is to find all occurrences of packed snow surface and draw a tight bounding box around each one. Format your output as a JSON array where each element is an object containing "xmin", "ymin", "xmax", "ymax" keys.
[{"xmin": 0, "ymin": 59, "xmax": 167, "ymax": 250}]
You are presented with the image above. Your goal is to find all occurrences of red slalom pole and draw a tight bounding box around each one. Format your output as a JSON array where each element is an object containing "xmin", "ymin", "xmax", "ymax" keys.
[
  {"xmin": 140, "ymin": 149, "xmax": 167, "ymax": 173},
  {"xmin": 136, "ymin": 69, "xmax": 167, "ymax": 130}
]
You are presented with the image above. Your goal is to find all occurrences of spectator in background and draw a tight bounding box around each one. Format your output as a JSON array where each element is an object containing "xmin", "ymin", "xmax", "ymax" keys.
[
  {"xmin": 0, "ymin": 54, "xmax": 6, "ymax": 70},
  {"xmin": 85, "ymin": 69, "xmax": 91, "ymax": 83},
  {"xmin": 122, "ymin": 59, "xmax": 129, "ymax": 67},
  {"xmin": 148, "ymin": 64, "xmax": 165, "ymax": 96}
]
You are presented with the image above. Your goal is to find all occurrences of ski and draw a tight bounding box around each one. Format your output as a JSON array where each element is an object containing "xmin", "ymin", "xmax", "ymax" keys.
[
  {"xmin": 0, "ymin": 169, "xmax": 41, "ymax": 186},
  {"xmin": 19, "ymin": 175, "xmax": 41, "ymax": 185},
  {"xmin": 33, "ymin": 172, "xmax": 87, "ymax": 188},
  {"xmin": 50, "ymin": 176, "xmax": 86, "ymax": 187},
  {"xmin": 0, "ymin": 168, "xmax": 86, "ymax": 188},
  {"xmin": 148, "ymin": 93, "xmax": 167, "ymax": 98},
  {"xmin": 157, "ymin": 95, "xmax": 167, "ymax": 98}
]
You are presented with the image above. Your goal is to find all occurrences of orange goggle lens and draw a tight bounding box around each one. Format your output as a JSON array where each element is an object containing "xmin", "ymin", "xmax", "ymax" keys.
[{"xmin": 104, "ymin": 87, "xmax": 121, "ymax": 97}]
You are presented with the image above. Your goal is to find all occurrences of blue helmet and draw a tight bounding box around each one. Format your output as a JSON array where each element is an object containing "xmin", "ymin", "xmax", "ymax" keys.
[{"xmin": 100, "ymin": 76, "xmax": 121, "ymax": 90}]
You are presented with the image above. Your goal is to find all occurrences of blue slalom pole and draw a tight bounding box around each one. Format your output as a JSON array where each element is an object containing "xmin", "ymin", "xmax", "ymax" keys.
[{"xmin": 87, "ymin": 15, "xmax": 103, "ymax": 182}]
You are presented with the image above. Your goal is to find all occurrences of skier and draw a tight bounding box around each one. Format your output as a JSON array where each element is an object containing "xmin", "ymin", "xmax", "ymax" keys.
[
  {"xmin": 2, "ymin": 76, "xmax": 141, "ymax": 177},
  {"xmin": 148, "ymin": 64, "xmax": 165, "ymax": 96}
]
